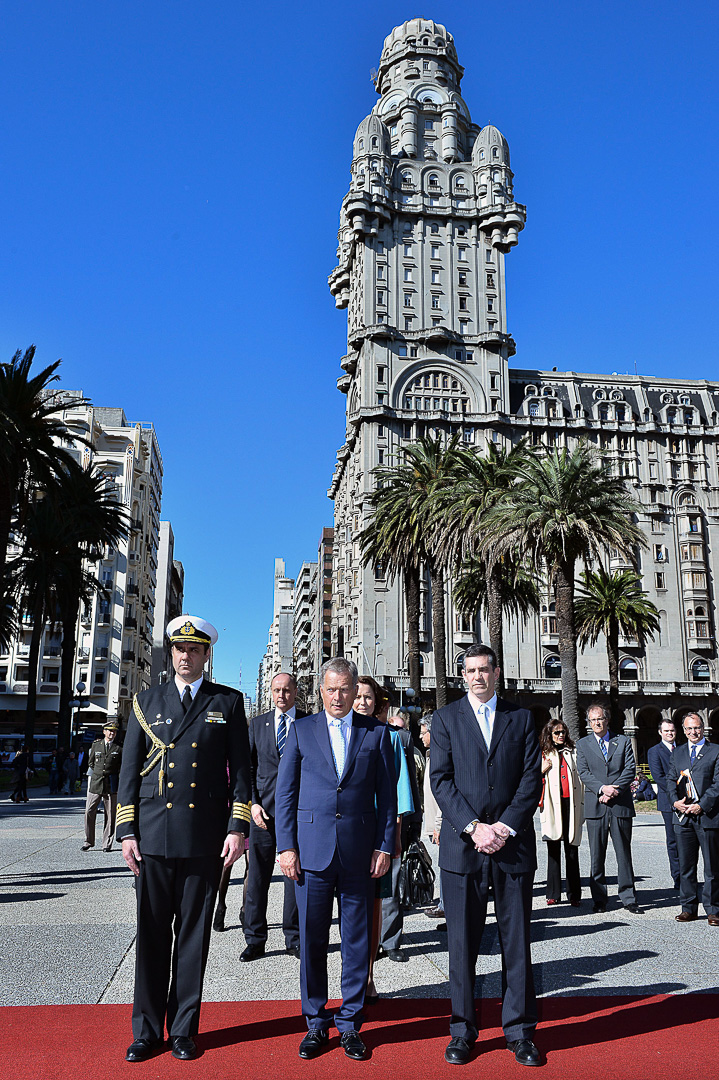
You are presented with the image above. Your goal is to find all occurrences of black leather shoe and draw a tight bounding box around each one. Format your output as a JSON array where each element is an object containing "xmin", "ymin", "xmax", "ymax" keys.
[
  {"xmin": 81, "ymin": 842, "xmax": 93, "ymax": 851},
  {"xmin": 170, "ymin": 1036, "xmax": 197, "ymax": 1060},
  {"xmin": 125, "ymin": 1039, "xmax": 160, "ymax": 1063},
  {"xmin": 592, "ymin": 903, "xmax": 606, "ymax": 913},
  {"xmin": 445, "ymin": 1037, "xmax": 472, "ymax": 1065},
  {"xmin": 623, "ymin": 903, "xmax": 642, "ymax": 915},
  {"xmin": 507, "ymin": 1039, "xmax": 541, "ymax": 1066},
  {"xmin": 386, "ymin": 948, "xmax": 407, "ymax": 962},
  {"xmin": 286, "ymin": 944, "xmax": 301, "ymax": 958},
  {"xmin": 240, "ymin": 943, "xmax": 265, "ymax": 961},
  {"xmin": 340, "ymin": 1031, "xmax": 367, "ymax": 1060},
  {"xmin": 213, "ymin": 905, "xmax": 226, "ymax": 932},
  {"xmin": 298, "ymin": 1029, "xmax": 328, "ymax": 1059}
]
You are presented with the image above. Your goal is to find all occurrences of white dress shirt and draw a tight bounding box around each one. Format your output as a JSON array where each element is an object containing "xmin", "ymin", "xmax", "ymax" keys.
[
  {"xmin": 274, "ymin": 704, "xmax": 297, "ymax": 740},
  {"xmin": 174, "ymin": 674, "xmax": 203, "ymax": 701}
]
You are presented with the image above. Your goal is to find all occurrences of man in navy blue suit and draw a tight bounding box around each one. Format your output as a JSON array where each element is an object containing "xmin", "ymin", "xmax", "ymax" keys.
[
  {"xmin": 430, "ymin": 644, "xmax": 542, "ymax": 1067},
  {"xmin": 275, "ymin": 657, "xmax": 396, "ymax": 1062},
  {"xmin": 647, "ymin": 720, "xmax": 680, "ymax": 889}
]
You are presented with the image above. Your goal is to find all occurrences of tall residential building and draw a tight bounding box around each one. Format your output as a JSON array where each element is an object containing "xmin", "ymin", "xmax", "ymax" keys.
[
  {"xmin": 327, "ymin": 18, "xmax": 719, "ymax": 757},
  {"xmin": 151, "ymin": 521, "xmax": 185, "ymax": 684},
  {"xmin": 256, "ymin": 558, "xmax": 295, "ymax": 713},
  {"xmin": 0, "ymin": 393, "xmax": 163, "ymax": 739},
  {"xmin": 293, "ymin": 560, "xmax": 317, "ymax": 712}
]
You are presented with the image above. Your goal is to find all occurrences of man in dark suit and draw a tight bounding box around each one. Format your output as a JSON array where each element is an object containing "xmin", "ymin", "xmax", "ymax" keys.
[
  {"xmin": 116, "ymin": 615, "xmax": 251, "ymax": 1063},
  {"xmin": 576, "ymin": 703, "xmax": 640, "ymax": 914},
  {"xmin": 430, "ymin": 644, "xmax": 542, "ymax": 1067},
  {"xmin": 667, "ymin": 713, "xmax": 719, "ymax": 925},
  {"xmin": 240, "ymin": 671, "xmax": 306, "ymax": 960},
  {"xmin": 275, "ymin": 657, "xmax": 396, "ymax": 1062},
  {"xmin": 647, "ymin": 720, "xmax": 680, "ymax": 889}
]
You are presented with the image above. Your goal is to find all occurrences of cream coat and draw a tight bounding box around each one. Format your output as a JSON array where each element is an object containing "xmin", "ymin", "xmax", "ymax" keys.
[{"xmin": 540, "ymin": 748, "xmax": 584, "ymax": 846}]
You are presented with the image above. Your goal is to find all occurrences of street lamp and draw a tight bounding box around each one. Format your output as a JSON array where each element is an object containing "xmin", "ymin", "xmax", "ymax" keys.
[{"xmin": 69, "ymin": 680, "xmax": 88, "ymax": 741}]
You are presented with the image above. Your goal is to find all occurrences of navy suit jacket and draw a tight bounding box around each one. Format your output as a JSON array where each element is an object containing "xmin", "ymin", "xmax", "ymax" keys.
[
  {"xmin": 647, "ymin": 741, "xmax": 675, "ymax": 813},
  {"xmin": 429, "ymin": 695, "xmax": 542, "ymax": 875},
  {"xmin": 667, "ymin": 741, "xmax": 719, "ymax": 828},
  {"xmin": 249, "ymin": 708, "xmax": 307, "ymax": 819},
  {"xmin": 576, "ymin": 732, "xmax": 636, "ymax": 819},
  {"xmin": 275, "ymin": 709, "xmax": 397, "ymax": 872}
]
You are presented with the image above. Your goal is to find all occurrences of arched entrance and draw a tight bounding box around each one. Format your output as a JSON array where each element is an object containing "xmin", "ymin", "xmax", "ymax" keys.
[{"xmin": 634, "ymin": 706, "xmax": 664, "ymax": 766}]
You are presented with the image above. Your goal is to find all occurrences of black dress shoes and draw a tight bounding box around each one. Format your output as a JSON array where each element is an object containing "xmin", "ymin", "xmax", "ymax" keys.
[
  {"xmin": 386, "ymin": 948, "xmax": 407, "ymax": 962},
  {"xmin": 125, "ymin": 1038, "xmax": 160, "ymax": 1063},
  {"xmin": 240, "ymin": 943, "xmax": 265, "ymax": 961},
  {"xmin": 286, "ymin": 944, "xmax": 301, "ymax": 958},
  {"xmin": 592, "ymin": 902, "xmax": 606, "ymax": 913},
  {"xmin": 170, "ymin": 1036, "xmax": 197, "ymax": 1060},
  {"xmin": 445, "ymin": 1036, "xmax": 472, "ymax": 1064},
  {"xmin": 213, "ymin": 904, "xmax": 226, "ymax": 932},
  {"xmin": 507, "ymin": 1039, "xmax": 541, "ymax": 1066},
  {"xmin": 298, "ymin": 1029, "xmax": 329, "ymax": 1059},
  {"xmin": 340, "ymin": 1031, "xmax": 367, "ymax": 1060},
  {"xmin": 622, "ymin": 903, "xmax": 642, "ymax": 915}
]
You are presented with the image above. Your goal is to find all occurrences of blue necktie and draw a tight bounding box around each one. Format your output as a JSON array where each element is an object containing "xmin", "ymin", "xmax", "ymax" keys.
[
  {"xmin": 690, "ymin": 746, "xmax": 697, "ymax": 766},
  {"xmin": 600, "ymin": 739, "xmax": 608, "ymax": 761},
  {"xmin": 277, "ymin": 713, "xmax": 287, "ymax": 757},
  {"xmin": 329, "ymin": 718, "xmax": 346, "ymax": 778}
]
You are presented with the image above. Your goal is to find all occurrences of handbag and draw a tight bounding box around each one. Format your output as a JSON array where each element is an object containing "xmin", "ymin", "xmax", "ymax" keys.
[{"xmin": 398, "ymin": 839, "xmax": 436, "ymax": 907}]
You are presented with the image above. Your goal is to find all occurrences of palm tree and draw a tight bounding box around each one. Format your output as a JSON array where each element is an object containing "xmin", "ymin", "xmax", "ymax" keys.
[
  {"xmin": 0, "ymin": 347, "xmax": 78, "ymax": 623},
  {"xmin": 360, "ymin": 434, "xmax": 467, "ymax": 709},
  {"xmin": 475, "ymin": 443, "xmax": 645, "ymax": 740},
  {"xmin": 452, "ymin": 552, "xmax": 541, "ymax": 688},
  {"xmin": 575, "ymin": 565, "xmax": 660, "ymax": 728},
  {"xmin": 434, "ymin": 439, "xmax": 536, "ymax": 683},
  {"xmin": 54, "ymin": 463, "xmax": 128, "ymax": 749}
]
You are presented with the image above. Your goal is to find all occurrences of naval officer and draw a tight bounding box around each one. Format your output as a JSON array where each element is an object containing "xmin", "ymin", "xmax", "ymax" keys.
[{"xmin": 116, "ymin": 615, "xmax": 251, "ymax": 1063}]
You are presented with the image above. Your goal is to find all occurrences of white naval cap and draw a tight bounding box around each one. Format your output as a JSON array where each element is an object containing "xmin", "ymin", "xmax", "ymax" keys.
[{"xmin": 166, "ymin": 614, "xmax": 218, "ymax": 646}]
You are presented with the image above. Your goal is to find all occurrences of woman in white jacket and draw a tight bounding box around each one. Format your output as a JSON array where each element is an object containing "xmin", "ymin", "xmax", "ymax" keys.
[{"xmin": 539, "ymin": 720, "xmax": 584, "ymax": 906}]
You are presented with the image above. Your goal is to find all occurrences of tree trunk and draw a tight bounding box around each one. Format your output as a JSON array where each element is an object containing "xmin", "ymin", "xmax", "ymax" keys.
[
  {"xmin": 58, "ymin": 589, "xmax": 79, "ymax": 751},
  {"xmin": 555, "ymin": 559, "xmax": 581, "ymax": 742},
  {"xmin": 430, "ymin": 561, "xmax": 448, "ymax": 709},
  {"xmin": 405, "ymin": 562, "xmax": 422, "ymax": 702},
  {"xmin": 0, "ymin": 477, "xmax": 15, "ymax": 635},
  {"xmin": 23, "ymin": 594, "xmax": 45, "ymax": 759},
  {"xmin": 606, "ymin": 614, "xmax": 620, "ymax": 730},
  {"xmin": 487, "ymin": 560, "xmax": 504, "ymax": 694}
]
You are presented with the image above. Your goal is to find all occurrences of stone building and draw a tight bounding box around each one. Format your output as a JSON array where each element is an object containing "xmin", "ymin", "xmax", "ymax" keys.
[
  {"xmin": 0, "ymin": 394, "xmax": 164, "ymax": 741},
  {"xmin": 151, "ymin": 521, "xmax": 185, "ymax": 684},
  {"xmin": 326, "ymin": 18, "xmax": 719, "ymax": 759}
]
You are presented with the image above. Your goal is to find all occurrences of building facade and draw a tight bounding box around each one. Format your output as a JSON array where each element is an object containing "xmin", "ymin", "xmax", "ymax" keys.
[
  {"xmin": 151, "ymin": 520, "xmax": 185, "ymax": 684},
  {"xmin": 0, "ymin": 394, "xmax": 164, "ymax": 740},
  {"xmin": 256, "ymin": 558, "xmax": 295, "ymax": 713},
  {"xmin": 327, "ymin": 18, "xmax": 719, "ymax": 757}
]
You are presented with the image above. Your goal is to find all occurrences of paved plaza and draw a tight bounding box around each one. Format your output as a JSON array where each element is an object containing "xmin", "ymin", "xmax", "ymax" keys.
[{"xmin": 1, "ymin": 790, "xmax": 717, "ymax": 1009}]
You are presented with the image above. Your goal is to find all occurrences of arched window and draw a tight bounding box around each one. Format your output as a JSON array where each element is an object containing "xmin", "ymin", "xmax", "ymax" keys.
[
  {"xmin": 492, "ymin": 147, "xmax": 499, "ymax": 158},
  {"xmin": 456, "ymin": 175, "xmax": 466, "ymax": 188},
  {"xmin": 371, "ymin": 137, "xmax": 378, "ymax": 148},
  {"xmin": 358, "ymin": 138, "xmax": 364, "ymax": 150},
  {"xmin": 428, "ymin": 173, "xmax": 439, "ymax": 186},
  {"xmin": 544, "ymin": 655, "xmax": 561, "ymax": 678},
  {"xmin": 456, "ymin": 652, "xmax": 465, "ymax": 676},
  {"xmin": 619, "ymin": 657, "xmax": 639, "ymax": 681},
  {"xmin": 407, "ymin": 370, "xmax": 470, "ymax": 413},
  {"xmin": 402, "ymin": 171, "xmax": 413, "ymax": 184},
  {"xmin": 529, "ymin": 401, "xmax": 540, "ymax": 417},
  {"xmin": 691, "ymin": 658, "xmax": 711, "ymax": 682}
]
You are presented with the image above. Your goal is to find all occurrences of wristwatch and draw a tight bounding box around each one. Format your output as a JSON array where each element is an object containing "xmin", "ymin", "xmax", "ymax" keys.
[{"xmin": 464, "ymin": 820, "xmax": 480, "ymax": 834}]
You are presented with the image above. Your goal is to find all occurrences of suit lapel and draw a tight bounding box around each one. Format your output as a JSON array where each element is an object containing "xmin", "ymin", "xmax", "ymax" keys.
[
  {"xmin": 459, "ymin": 695, "xmax": 487, "ymax": 754},
  {"xmin": 606, "ymin": 736, "xmax": 620, "ymax": 762},
  {"xmin": 488, "ymin": 700, "xmax": 511, "ymax": 755},
  {"xmin": 171, "ymin": 679, "xmax": 212, "ymax": 743},
  {"xmin": 313, "ymin": 711, "xmax": 338, "ymax": 776},
  {"xmin": 343, "ymin": 711, "xmax": 368, "ymax": 777}
]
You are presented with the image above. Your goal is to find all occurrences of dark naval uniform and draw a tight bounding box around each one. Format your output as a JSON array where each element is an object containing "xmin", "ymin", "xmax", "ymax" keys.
[{"xmin": 116, "ymin": 678, "xmax": 251, "ymax": 1043}]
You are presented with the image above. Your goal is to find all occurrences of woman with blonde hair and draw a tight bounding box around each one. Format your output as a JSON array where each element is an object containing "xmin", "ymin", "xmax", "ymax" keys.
[{"xmin": 539, "ymin": 719, "xmax": 584, "ymax": 906}]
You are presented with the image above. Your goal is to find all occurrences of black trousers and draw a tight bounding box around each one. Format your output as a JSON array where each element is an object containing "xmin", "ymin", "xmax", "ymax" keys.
[
  {"xmin": 133, "ymin": 854, "xmax": 222, "ymax": 1041},
  {"xmin": 660, "ymin": 810, "xmax": 681, "ymax": 886},
  {"xmin": 243, "ymin": 817, "xmax": 299, "ymax": 947},
  {"xmin": 674, "ymin": 819, "xmax": 719, "ymax": 916},
  {"xmin": 545, "ymin": 797, "xmax": 581, "ymax": 902},
  {"xmin": 442, "ymin": 861, "xmax": 536, "ymax": 1043}
]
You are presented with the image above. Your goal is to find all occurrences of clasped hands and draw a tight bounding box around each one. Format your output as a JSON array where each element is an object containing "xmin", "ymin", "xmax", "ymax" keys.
[
  {"xmin": 599, "ymin": 784, "xmax": 620, "ymax": 805},
  {"xmin": 470, "ymin": 821, "xmax": 510, "ymax": 855},
  {"xmin": 674, "ymin": 798, "xmax": 702, "ymax": 816}
]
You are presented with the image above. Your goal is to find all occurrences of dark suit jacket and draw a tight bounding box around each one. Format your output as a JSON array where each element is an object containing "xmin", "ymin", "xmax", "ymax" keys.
[
  {"xmin": 274, "ymin": 709, "xmax": 397, "ymax": 872},
  {"xmin": 116, "ymin": 679, "xmax": 252, "ymax": 858},
  {"xmin": 667, "ymin": 741, "xmax": 719, "ymax": 828},
  {"xmin": 576, "ymin": 732, "xmax": 636, "ymax": 819},
  {"xmin": 647, "ymin": 741, "xmax": 675, "ymax": 813},
  {"xmin": 249, "ymin": 708, "xmax": 307, "ymax": 819},
  {"xmin": 429, "ymin": 696, "xmax": 542, "ymax": 875}
]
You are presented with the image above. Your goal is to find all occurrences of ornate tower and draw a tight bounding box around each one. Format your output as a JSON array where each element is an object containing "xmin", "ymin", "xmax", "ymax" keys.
[{"xmin": 327, "ymin": 18, "xmax": 526, "ymax": 689}]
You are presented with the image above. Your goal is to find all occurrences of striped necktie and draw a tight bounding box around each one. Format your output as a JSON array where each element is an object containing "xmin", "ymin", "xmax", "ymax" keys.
[
  {"xmin": 600, "ymin": 738, "xmax": 608, "ymax": 761},
  {"xmin": 277, "ymin": 713, "xmax": 288, "ymax": 757},
  {"xmin": 477, "ymin": 704, "xmax": 492, "ymax": 748}
]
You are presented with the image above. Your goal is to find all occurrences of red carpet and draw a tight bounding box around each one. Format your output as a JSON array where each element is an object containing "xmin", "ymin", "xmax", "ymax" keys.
[{"xmin": 3, "ymin": 996, "xmax": 717, "ymax": 1079}]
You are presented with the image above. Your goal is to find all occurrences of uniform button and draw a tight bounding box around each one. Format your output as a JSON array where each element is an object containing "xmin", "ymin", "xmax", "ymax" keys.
[
  {"xmin": 192, "ymin": 762, "xmax": 198, "ymax": 768},
  {"xmin": 169, "ymin": 763, "xmax": 175, "ymax": 768},
  {"xmin": 489, "ymin": 785, "xmax": 494, "ymax": 790},
  {"xmin": 337, "ymin": 786, "xmax": 342, "ymax": 793},
  {"xmin": 168, "ymin": 782, "xmax": 174, "ymax": 788},
  {"xmin": 189, "ymin": 803, "xmax": 195, "ymax": 809},
  {"xmin": 166, "ymin": 802, "xmax": 173, "ymax": 808},
  {"xmin": 169, "ymin": 743, "xmax": 175, "ymax": 749},
  {"xmin": 336, "ymin": 813, "xmax": 342, "ymax": 819},
  {"xmin": 190, "ymin": 782, "xmax": 196, "ymax": 788},
  {"xmin": 192, "ymin": 742, "xmax": 198, "ymax": 748}
]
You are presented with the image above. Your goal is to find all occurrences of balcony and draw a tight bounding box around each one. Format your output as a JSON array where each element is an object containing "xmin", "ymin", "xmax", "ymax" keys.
[
  {"xmin": 95, "ymin": 647, "xmax": 109, "ymax": 659},
  {"xmin": 43, "ymin": 645, "xmax": 61, "ymax": 657},
  {"xmin": 13, "ymin": 682, "xmax": 29, "ymax": 693},
  {"xmin": 127, "ymin": 583, "xmax": 139, "ymax": 596},
  {"xmin": 78, "ymin": 648, "xmax": 90, "ymax": 660},
  {"xmin": 40, "ymin": 683, "xmax": 59, "ymax": 694},
  {"xmin": 124, "ymin": 616, "xmax": 137, "ymax": 629},
  {"xmin": 122, "ymin": 650, "xmax": 135, "ymax": 662}
]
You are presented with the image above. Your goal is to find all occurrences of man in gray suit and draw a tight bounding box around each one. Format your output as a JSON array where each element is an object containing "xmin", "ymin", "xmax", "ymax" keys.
[{"xmin": 576, "ymin": 703, "xmax": 641, "ymax": 914}]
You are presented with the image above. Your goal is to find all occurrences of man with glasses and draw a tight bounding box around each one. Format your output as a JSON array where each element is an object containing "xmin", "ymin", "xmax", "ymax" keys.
[{"xmin": 667, "ymin": 713, "xmax": 719, "ymax": 925}]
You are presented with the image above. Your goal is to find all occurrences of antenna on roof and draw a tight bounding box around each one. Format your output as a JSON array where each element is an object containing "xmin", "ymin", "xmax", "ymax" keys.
[{"xmin": 370, "ymin": 68, "xmax": 378, "ymax": 84}]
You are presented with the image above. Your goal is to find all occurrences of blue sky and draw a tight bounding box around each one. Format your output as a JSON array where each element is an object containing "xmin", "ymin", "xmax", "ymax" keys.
[{"xmin": 2, "ymin": 2, "xmax": 717, "ymax": 692}]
